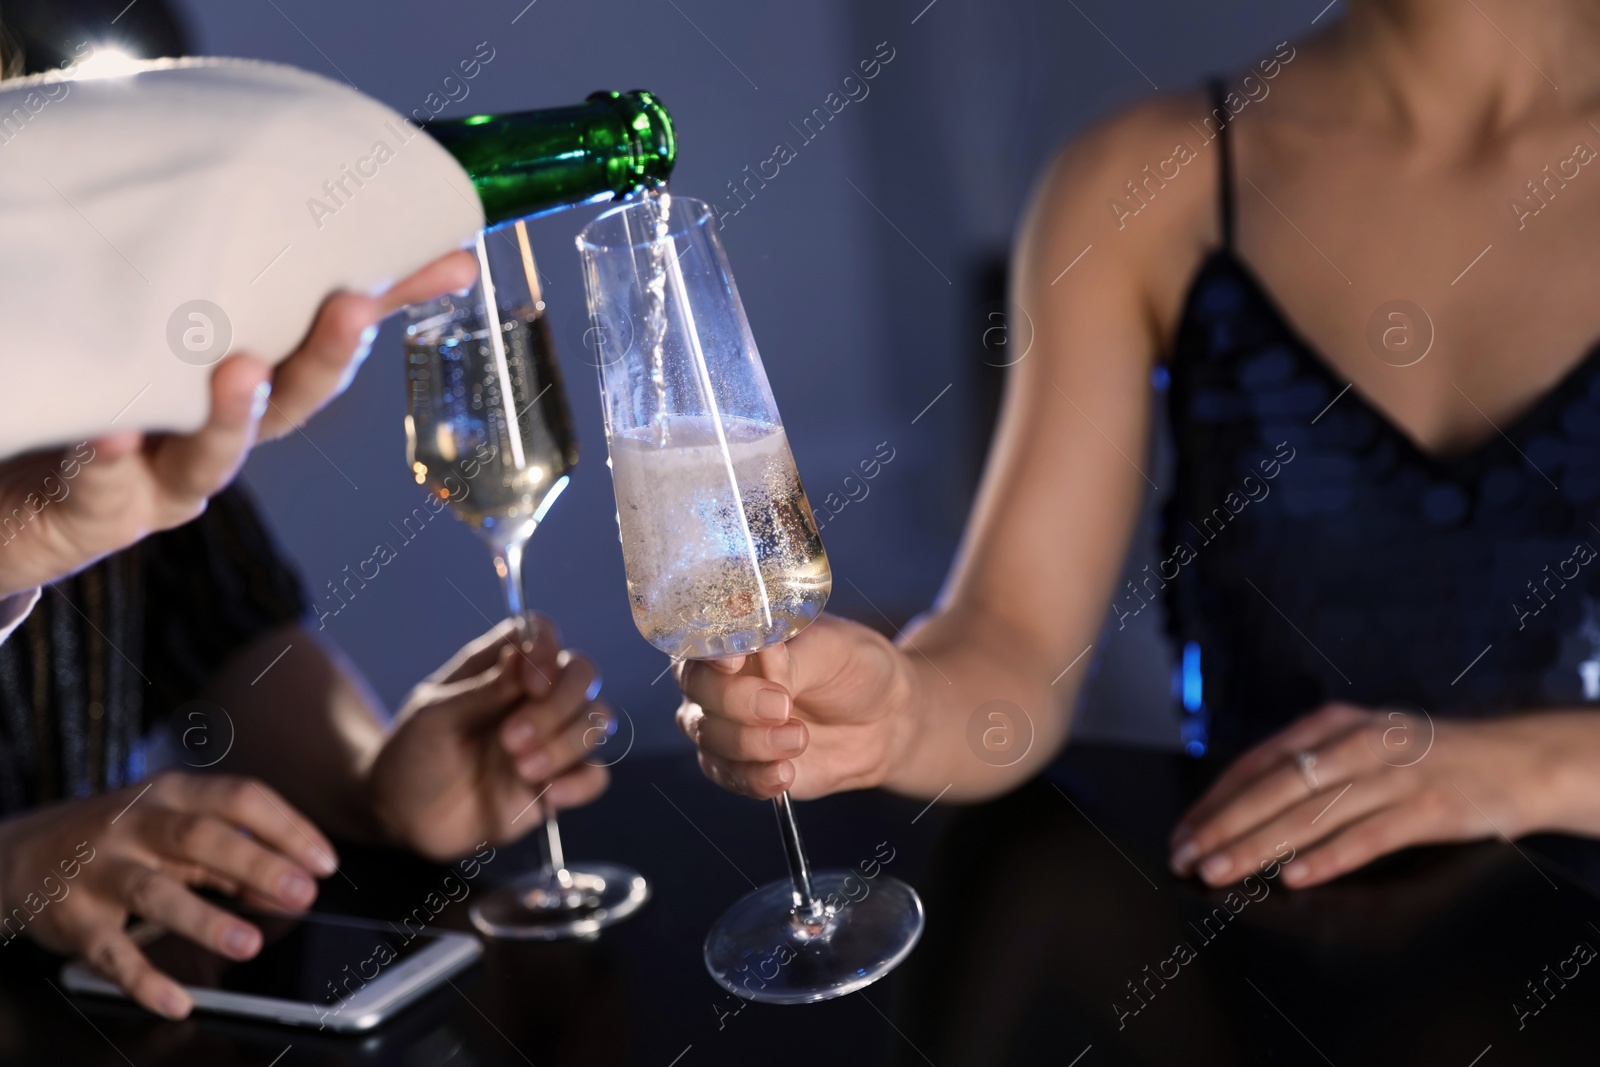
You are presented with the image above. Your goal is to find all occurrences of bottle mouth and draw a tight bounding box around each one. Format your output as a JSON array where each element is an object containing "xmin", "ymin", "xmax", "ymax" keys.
[{"xmin": 589, "ymin": 89, "xmax": 676, "ymax": 187}]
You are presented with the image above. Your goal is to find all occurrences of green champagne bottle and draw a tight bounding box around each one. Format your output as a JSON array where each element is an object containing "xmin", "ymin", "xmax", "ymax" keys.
[{"xmin": 425, "ymin": 90, "xmax": 675, "ymax": 226}]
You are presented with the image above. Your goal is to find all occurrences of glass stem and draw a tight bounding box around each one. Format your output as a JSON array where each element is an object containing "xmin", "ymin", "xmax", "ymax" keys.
[
  {"xmin": 773, "ymin": 791, "xmax": 824, "ymax": 920},
  {"xmin": 494, "ymin": 536, "xmax": 574, "ymax": 891},
  {"xmin": 494, "ymin": 536, "xmax": 528, "ymax": 633}
]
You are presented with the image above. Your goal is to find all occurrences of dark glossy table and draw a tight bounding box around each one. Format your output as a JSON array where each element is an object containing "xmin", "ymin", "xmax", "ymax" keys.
[{"xmin": 6, "ymin": 743, "xmax": 1600, "ymax": 1066}]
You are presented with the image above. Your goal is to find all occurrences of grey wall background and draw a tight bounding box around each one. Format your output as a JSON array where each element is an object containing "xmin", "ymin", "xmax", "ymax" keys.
[{"xmin": 172, "ymin": 0, "xmax": 1322, "ymax": 754}]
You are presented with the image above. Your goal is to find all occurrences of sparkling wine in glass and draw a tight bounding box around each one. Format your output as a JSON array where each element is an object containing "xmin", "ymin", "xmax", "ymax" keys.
[
  {"xmin": 578, "ymin": 193, "xmax": 923, "ymax": 1001},
  {"xmin": 406, "ymin": 219, "xmax": 649, "ymax": 940}
]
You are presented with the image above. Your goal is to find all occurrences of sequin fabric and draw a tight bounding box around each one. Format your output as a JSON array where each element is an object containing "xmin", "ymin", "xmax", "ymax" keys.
[{"xmin": 1163, "ymin": 248, "xmax": 1600, "ymax": 757}]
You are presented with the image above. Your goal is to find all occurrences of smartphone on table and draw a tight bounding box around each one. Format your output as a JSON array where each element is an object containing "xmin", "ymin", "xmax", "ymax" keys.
[{"xmin": 60, "ymin": 910, "xmax": 481, "ymax": 1032}]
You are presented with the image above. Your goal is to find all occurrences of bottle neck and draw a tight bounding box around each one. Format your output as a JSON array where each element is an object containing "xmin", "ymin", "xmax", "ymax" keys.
[{"xmin": 425, "ymin": 90, "xmax": 675, "ymax": 227}]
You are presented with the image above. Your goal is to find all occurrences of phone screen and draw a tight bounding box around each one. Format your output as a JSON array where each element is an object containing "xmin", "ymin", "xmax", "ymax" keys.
[{"xmin": 143, "ymin": 912, "xmax": 442, "ymax": 1004}]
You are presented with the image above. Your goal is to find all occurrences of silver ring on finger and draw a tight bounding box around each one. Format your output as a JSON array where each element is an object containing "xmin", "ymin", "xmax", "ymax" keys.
[{"xmin": 1294, "ymin": 750, "xmax": 1320, "ymax": 793}]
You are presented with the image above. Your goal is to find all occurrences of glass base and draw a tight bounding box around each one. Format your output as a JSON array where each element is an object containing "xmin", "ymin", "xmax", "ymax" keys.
[
  {"xmin": 703, "ymin": 871, "xmax": 924, "ymax": 1004},
  {"xmin": 469, "ymin": 863, "xmax": 650, "ymax": 941}
]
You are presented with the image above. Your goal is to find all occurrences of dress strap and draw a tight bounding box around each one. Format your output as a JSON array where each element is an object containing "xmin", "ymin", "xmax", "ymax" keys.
[{"xmin": 1208, "ymin": 78, "xmax": 1236, "ymax": 248}]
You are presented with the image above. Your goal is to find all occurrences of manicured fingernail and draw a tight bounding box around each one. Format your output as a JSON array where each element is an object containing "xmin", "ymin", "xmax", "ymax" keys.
[
  {"xmin": 771, "ymin": 723, "xmax": 806, "ymax": 752},
  {"xmin": 1282, "ymin": 862, "xmax": 1308, "ymax": 886},
  {"xmin": 250, "ymin": 380, "xmax": 272, "ymax": 420},
  {"xmin": 1199, "ymin": 854, "xmax": 1232, "ymax": 884},
  {"xmin": 221, "ymin": 924, "xmax": 260, "ymax": 958},
  {"xmin": 518, "ymin": 750, "xmax": 552, "ymax": 780},
  {"xmin": 752, "ymin": 687, "xmax": 789, "ymax": 723},
  {"xmin": 1171, "ymin": 841, "xmax": 1199, "ymax": 873},
  {"xmin": 711, "ymin": 658, "xmax": 741, "ymax": 674},
  {"xmin": 159, "ymin": 985, "xmax": 193, "ymax": 1019},
  {"xmin": 503, "ymin": 720, "xmax": 534, "ymax": 750},
  {"xmin": 279, "ymin": 870, "xmax": 315, "ymax": 906}
]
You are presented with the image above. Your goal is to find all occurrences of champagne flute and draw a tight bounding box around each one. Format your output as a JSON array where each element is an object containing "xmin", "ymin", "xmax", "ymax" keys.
[
  {"xmin": 405, "ymin": 220, "xmax": 650, "ymax": 940},
  {"xmin": 577, "ymin": 193, "xmax": 924, "ymax": 1001}
]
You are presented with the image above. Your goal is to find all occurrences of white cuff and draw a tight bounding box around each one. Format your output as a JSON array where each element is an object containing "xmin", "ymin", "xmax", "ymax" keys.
[{"xmin": 0, "ymin": 587, "xmax": 41, "ymax": 646}]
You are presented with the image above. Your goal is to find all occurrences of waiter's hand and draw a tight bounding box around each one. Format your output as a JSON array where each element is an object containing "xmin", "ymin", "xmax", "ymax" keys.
[{"xmin": 0, "ymin": 251, "xmax": 477, "ymax": 601}]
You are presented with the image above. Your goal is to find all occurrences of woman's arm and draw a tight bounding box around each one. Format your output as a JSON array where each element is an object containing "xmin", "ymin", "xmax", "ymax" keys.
[{"xmin": 679, "ymin": 97, "xmax": 1215, "ymax": 802}]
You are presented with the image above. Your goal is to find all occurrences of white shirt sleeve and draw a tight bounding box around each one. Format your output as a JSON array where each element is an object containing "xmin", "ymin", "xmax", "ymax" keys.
[{"xmin": 0, "ymin": 587, "xmax": 41, "ymax": 646}]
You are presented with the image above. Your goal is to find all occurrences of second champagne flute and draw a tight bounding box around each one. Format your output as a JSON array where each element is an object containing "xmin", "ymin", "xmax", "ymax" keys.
[
  {"xmin": 406, "ymin": 221, "xmax": 650, "ymax": 940},
  {"xmin": 578, "ymin": 193, "xmax": 924, "ymax": 1002}
]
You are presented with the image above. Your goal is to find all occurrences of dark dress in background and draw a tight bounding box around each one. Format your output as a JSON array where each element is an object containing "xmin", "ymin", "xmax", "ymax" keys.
[{"xmin": 1162, "ymin": 82, "xmax": 1600, "ymax": 759}]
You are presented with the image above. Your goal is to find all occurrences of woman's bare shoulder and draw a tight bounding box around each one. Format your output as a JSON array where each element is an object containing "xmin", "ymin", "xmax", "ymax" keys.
[{"xmin": 1017, "ymin": 89, "xmax": 1226, "ymax": 350}]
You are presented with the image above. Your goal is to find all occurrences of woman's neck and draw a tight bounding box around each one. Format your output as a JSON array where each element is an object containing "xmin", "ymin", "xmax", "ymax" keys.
[{"xmin": 1337, "ymin": 0, "xmax": 1600, "ymax": 138}]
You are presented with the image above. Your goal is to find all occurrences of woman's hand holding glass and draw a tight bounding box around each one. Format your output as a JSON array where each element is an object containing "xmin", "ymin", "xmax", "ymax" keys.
[{"xmin": 675, "ymin": 614, "xmax": 912, "ymax": 800}]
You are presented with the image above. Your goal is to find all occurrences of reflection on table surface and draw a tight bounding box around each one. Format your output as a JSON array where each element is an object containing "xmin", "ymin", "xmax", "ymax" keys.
[{"xmin": 4, "ymin": 743, "xmax": 1599, "ymax": 1066}]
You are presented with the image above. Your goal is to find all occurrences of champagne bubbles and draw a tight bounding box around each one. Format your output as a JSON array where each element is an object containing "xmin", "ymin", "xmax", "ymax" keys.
[
  {"xmin": 611, "ymin": 418, "xmax": 830, "ymax": 658},
  {"xmin": 965, "ymin": 700, "xmax": 1035, "ymax": 767},
  {"xmin": 166, "ymin": 299, "xmax": 233, "ymax": 366},
  {"xmin": 1364, "ymin": 300, "xmax": 1433, "ymax": 368},
  {"xmin": 1365, "ymin": 701, "xmax": 1435, "ymax": 768},
  {"xmin": 562, "ymin": 303, "xmax": 633, "ymax": 368},
  {"xmin": 169, "ymin": 699, "xmax": 235, "ymax": 768}
]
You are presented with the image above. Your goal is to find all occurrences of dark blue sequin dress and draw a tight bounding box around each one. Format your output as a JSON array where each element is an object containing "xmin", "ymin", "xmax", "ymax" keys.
[{"xmin": 1162, "ymin": 85, "xmax": 1600, "ymax": 758}]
